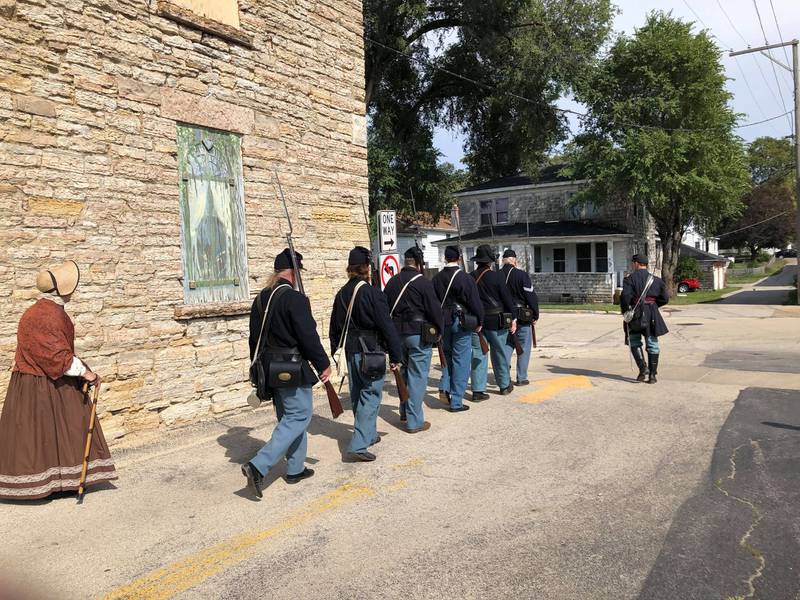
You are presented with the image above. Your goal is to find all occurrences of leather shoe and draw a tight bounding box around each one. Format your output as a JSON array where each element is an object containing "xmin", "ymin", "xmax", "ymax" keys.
[
  {"xmin": 516, "ymin": 379, "xmax": 530, "ymax": 386},
  {"xmin": 407, "ymin": 421, "xmax": 431, "ymax": 433},
  {"xmin": 285, "ymin": 467, "xmax": 314, "ymax": 484},
  {"xmin": 371, "ymin": 436, "xmax": 381, "ymax": 446},
  {"xmin": 448, "ymin": 405, "xmax": 470, "ymax": 413},
  {"xmin": 349, "ymin": 451, "xmax": 376, "ymax": 462},
  {"xmin": 241, "ymin": 462, "xmax": 263, "ymax": 499},
  {"xmin": 438, "ymin": 390, "xmax": 451, "ymax": 404},
  {"xmin": 471, "ymin": 391, "xmax": 490, "ymax": 402},
  {"xmin": 499, "ymin": 385, "xmax": 514, "ymax": 395}
]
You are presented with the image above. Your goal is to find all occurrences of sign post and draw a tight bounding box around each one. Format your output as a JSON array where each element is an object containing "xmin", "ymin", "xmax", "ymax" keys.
[
  {"xmin": 377, "ymin": 210, "xmax": 398, "ymax": 254},
  {"xmin": 378, "ymin": 253, "xmax": 400, "ymax": 291}
]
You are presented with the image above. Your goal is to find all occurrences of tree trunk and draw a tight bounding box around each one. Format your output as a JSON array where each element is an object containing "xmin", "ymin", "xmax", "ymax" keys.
[
  {"xmin": 659, "ymin": 228, "xmax": 683, "ymax": 297},
  {"xmin": 748, "ymin": 244, "xmax": 758, "ymax": 263}
]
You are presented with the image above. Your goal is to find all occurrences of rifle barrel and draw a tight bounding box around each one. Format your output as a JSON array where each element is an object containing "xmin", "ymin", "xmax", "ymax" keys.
[{"xmin": 393, "ymin": 369, "xmax": 410, "ymax": 403}]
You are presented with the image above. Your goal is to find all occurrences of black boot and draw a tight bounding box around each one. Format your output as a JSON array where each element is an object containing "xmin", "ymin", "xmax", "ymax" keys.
[
  {"xmin": 631, "ymin": 347, "xmax": 647, "ymax": 382},
  {"xmin": 647, "ymin": 353, "xmax": 659, "ymax": 384}
]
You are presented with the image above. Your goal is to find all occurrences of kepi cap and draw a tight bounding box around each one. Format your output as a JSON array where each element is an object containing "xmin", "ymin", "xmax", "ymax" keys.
[
  {"xmin": 348, "ymin": 246, "xmax": 372, "ymax": 266},
  {"xmin": 274, "ymin": 248, "xmax": 304, "ymax": 271},
  {"xmin": 444, "ymin": 246, "xmax": 460, "ymax": 261},
  {"xmin": 502, "ymin": 249, "xmax": 517, "ymax": 258},
  {"xmin": 632, "ymin": 254, "xmax": 649, "ymax": 265}
]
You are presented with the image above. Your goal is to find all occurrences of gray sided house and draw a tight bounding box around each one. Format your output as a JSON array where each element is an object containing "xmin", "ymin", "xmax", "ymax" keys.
[{"xmin": 441, "ymin": 166, "xmax": 659, "ymax": 303}]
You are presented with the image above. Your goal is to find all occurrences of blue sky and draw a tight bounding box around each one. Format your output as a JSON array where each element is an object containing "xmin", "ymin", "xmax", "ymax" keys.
[{"xmin": 433, "ymin": 0, "xmax": 800, "ymax": 169}]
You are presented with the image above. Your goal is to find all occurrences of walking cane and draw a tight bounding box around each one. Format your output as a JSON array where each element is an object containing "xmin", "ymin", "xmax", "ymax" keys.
[{"xmin": 77, "ymin": 381, "xmax": 100, "ymax": 504}]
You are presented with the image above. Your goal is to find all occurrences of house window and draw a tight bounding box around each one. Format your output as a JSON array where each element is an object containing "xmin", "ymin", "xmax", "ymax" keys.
[
  {"xmin": 695, "ymin": 241, "xmax": 701, "ymax": 249},
  {"xmin": 595, "ymin": 243, "xmax": 609, "ymax": 272},
  {"xmin": 177, "ymin": 124, "xmax": 249, "ymax": 305},
  {"xmin": 553, "ymin": 248, "xmax": 566, "ymax": 273},
  {"xmin": 533, "ymin": 246, "xmax": 542, "ymax": 273},
  {"xmin": 465, "ymin": 247, "xmax": 475, "ymax": 271},
  {"xmin": 479, "ymin": 198, "xmax": 509, "ymax": 226},
  {"xmin": 576, "ymin": 243, "xmax": 592, "ymax": 272}
]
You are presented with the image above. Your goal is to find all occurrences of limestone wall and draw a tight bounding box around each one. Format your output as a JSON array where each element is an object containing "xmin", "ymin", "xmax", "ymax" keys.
[{"xmin": 0, "ymin": 0, "xmax": 368, "ymax": 440}]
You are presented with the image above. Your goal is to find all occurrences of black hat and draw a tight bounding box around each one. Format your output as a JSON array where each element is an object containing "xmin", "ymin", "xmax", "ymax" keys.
[
  {"xmin": 502, "ymin": 249, "xmax": 517, "ymax": 259},
  {"xmin": 444, "ymin": 246, "xmax": 460, "ymax": 261},
  {"xmin": 348, "ymin": 246, "xmax": 372, "ymax": 266},
  {"xmin": 470, "ymin": 244, "xmax": 496, "ymax": 264},
  {"xmin": 404, "ymin": 246, "xmax": 424, "ymax": 264},
  {"xmin": 274, "ymin": 248, "xmax": 304, "ymax": 271},
  {"xmin": 632, "ymin": 254, "xmax": 649, "ymax": 265}
]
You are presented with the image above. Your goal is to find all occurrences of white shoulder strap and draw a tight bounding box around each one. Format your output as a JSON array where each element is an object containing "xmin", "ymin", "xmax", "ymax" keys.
[
  {"xmin": 250, "ymin": 284, "xmax": 291, "ymax": 367},
  {"xmin": 389, "ymin": 273, "xmax": 423, "ymax": 317},
  {"xmin": 505, "ymin": 266, "xmax": 516, "ymax": 285},
  {"xmin": 334, "ymin": 280, "xmax": 367, "ymax": 372},
  {"xmin": 440, "ymin": 268, "xmax": 460, "ymax": 308}
]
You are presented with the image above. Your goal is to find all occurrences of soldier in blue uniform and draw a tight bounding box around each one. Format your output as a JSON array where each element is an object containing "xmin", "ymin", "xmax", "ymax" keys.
[
  {"xmin": 433, "ymin": 246, "xmax": 484, "ymax": 410},
  {"xmin": 620, "ymin": 254, "xmax": 669, "ymax": 384},
  {"xmin": 241, "ymin": 248, "xmax": 332, "ymax": 499},
  {"xmin": 469, "ymin": 244, "xmax": 517, "ymax": 397},
  {"xmin": 329, "ymin": 247, "xmax": 403, "ymax": 461},
  {"xmin": 384, "ymin": 247, "xmax": 444, "ymax": 432},
  {"xmin": 500, "ymin": 249, "xmax": 540, "ymax": 386}
]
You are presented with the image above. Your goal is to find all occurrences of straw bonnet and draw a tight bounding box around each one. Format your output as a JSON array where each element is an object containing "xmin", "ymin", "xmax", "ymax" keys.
[{"xmin": 35, "ymin": 260, "xmax": 81, "ymax": 296}]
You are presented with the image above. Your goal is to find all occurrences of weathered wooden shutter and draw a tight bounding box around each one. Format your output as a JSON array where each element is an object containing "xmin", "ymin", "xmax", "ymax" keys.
[{"xmin": 176, "ymin": 124, "xmax": 249, "ymax": 305}]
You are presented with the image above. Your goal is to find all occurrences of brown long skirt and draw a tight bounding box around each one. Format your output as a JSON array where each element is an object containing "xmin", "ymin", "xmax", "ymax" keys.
[{"xmin": 0, "ymin": 372, "xmax": 118, "ymax": 500}]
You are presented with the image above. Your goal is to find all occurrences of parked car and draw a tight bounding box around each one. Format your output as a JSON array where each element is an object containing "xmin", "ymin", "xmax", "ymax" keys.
[
  {"xmin": 677, "ymin": 278, "xmax": 701, "ymax": 293},
  {"xmin": 776, "ymin": 248, "xmax": 797, "ymax": 258}
]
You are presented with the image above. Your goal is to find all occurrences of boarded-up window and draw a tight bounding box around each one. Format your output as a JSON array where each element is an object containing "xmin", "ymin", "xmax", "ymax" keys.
[{"xmin": 177, "ymin": 124, "xmax": 249, "ymax": 305}]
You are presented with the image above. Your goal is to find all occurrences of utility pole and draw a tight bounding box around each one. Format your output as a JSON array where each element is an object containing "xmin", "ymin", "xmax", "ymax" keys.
[{"xmin": 730, "ymin": 40, "xmax": 800, "ymax": 304}]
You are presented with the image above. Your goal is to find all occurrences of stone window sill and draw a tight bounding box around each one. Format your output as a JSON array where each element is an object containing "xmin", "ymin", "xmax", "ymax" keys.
[
  {"xmin": 155, "ymin": 0, "xmax": 254, "ymax": 48},
  {"xmin": 173, "ymin": 301, "xmax": 251, "ymax": 320}
]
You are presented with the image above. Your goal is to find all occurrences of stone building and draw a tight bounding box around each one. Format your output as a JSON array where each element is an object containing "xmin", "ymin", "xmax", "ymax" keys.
[
  {"xmin": 439, "ymin": 165, "xmax": 659, "ymax": 303},
  {"xmin": 0, "ymin": 0, "xmax": 369, "ymax": 440}
]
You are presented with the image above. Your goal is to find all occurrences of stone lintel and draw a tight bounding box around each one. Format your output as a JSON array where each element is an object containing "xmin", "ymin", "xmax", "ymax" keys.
[
  {"xmin": 173, "ymin": 301, "xmax": 251, "ymax": 320},
  {"xmin": 160, "ymin": 89, "xmax": 255, "ymax": 135},
  {"xmin": 154, "ymin": 0, "xmax": 254, "ymax": 48}
]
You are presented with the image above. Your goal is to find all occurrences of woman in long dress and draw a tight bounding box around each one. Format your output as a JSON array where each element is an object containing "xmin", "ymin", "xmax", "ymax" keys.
[{"xmin": 0, "ymin": 260, "xmax": 117, "ymax": 500}]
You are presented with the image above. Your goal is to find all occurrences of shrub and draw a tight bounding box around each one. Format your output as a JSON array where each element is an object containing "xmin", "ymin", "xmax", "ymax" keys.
[{"xmin": 674, "ymin": 257, "xmax": 701, "ymax": 282}]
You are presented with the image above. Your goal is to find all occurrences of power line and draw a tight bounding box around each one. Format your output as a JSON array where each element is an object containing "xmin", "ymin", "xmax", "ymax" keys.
[
  {"xmin": 752, "ymin": 0, "xmax": 794, "ymax": 132},
  {"xmin": 717, "ymin": 210, "xmax": 792, "ymax": 237},
  {"xmin": 365, "ymin": 36, "xmax": 792, "ymax": 135},
  {"xmin": 767, "ymin": 0, "xmax": 796, "ymax": 131}
]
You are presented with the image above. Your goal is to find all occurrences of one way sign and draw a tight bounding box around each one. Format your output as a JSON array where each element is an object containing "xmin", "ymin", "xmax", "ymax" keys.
[{"xmin": 377, "ymin": 210, "xmax": 397, "ymax": 252}]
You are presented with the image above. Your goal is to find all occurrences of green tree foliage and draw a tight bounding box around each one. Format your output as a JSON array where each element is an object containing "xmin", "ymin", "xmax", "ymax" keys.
[
  {"xmin": 718, "ymin": 136, "xmax": 797, "ymax": 260},
  {"xmin": 365, "ymin": 0, "xmax": 614, "ymax": 218},
  {"xmin": 674, "ymin": 257, "xmax": 701, "ymax": 282},
  {"xmin": 567, "ymin": 13, "xmax": 749, "ymax": 293}
]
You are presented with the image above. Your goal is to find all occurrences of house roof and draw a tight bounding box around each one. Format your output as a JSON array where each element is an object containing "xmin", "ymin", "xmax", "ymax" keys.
[
  {"xmin": 456, "ymin": 164, "xmax": 575, "ymax": 194},
  {"xmin": 679, "ymin": 244, "xmax": 728, "ymax": 262},
  {"xmin": 397, "ymin": 212, "xmax": 456, "ymax": 234},
  {"xmin": 433, "ymin": 220, "xmax": 628, "ymax": 244}
]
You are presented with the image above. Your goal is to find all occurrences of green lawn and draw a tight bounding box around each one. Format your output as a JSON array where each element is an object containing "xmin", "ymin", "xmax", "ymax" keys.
[{"xmin": 727, "ymin": 259, "xmax": 785, "ymax": 284}]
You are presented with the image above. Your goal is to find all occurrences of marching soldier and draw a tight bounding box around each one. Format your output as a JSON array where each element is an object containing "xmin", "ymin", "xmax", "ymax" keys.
[
  {"xmin": 500, "ymin": 249, "xmax": 540, "ymax": 386},
  {"xmin": 620, "ymin": 254, "xmax": 669, "ymax": 384},
  {"xmin": 241, "ymin": 249, "xmax": 332, "ymax": 499},
  {"xmin": 433, "ymin": 246, "xmax": 484, "ymax": 411},
  {"xmin": 330, "ymin": 247, "xmax": 403, "ymax": 462},
  {"xmin": 470, "ymin": 244, "xmax": 517, "ymax": 397},
  {"xmin": 384, "ymin": 247, "xmax": 443, "ymax": 432}
]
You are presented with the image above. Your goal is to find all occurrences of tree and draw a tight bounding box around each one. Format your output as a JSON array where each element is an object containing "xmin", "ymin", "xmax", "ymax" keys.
[
  {"xmin": 718, "ymin": 136, "xmax": 797, "ymax": 260},
  {"xmin": 567, "ymin": 13, "xmax": 750, "ymax": 294},
  {"xmin": 364, "ymin": 0, "xmax": 614, "ymax": 217}
]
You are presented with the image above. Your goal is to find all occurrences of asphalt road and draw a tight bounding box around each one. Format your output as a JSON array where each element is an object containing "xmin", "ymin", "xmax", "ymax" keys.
[
  {"xmin": 718, "ymin": 261, "xmax": 797, "ymax": 305},
  {"xmin": 1, "ymin": 303, "xmax": 799, "ymax": 600}
]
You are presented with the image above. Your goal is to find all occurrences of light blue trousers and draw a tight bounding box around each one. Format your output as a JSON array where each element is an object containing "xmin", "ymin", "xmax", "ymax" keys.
[
  {"xmin": 347, "ymin": 353, "xmax": 385, "ymax": 453},
  {"xmin": 504, "ymin": 324, "xmax": 533, "ymax": 383},
  {"xmin": 470, "ymin": 329, "xmax": 512, "ymax": 392},
  {"xmin": 250, "ymin": 386, "xmax": 313, "ymax": 477},
  {"xmin": 439, "ymin": 320, "xmax": 472, "ymax": 408},
  {"xmin": 629, "ymin": 332, "xmax": 660, "ymax": 354},
  {"xmin": 400, "ymin": 334, "xmax": 432, "ymax": 431}
]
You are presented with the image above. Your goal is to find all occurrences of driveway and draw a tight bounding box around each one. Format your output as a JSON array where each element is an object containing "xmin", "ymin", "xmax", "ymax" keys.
[{"xmin": 717, "ymin": 259, "xmax": 797, "ymax": 305}]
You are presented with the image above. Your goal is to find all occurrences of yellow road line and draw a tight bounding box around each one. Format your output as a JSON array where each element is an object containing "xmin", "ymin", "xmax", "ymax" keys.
[
  {"xmin": 518, "ymin": 375, "xmax": 593, "ymax": 404},
  {"xmin": 103, "ymin": 482, "xmax": 375, "ymax": 600}
]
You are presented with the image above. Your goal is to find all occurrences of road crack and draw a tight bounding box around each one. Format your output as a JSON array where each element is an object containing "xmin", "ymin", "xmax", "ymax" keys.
[{"xmin": 714, "ymin": 441, "xmax": 766, "ymax": 600}]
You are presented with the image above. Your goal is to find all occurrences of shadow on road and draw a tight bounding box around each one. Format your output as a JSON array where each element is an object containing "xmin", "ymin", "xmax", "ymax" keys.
[
  {"xmin": 762, "ymin": 421, "xmax": 800, "ymax": 432},
  {"xmin": 544, "ymin": 364, "xmax": 635, "ymax": 383}
]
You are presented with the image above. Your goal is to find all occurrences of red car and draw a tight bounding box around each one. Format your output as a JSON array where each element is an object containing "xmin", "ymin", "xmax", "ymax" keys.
[{"xmin": 677, "ymin": 278, "xmax": 701, "ymax": 293}]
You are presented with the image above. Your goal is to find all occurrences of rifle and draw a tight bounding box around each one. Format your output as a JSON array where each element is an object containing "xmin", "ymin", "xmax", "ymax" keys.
[
  {"xmin": 437, "ymin": 340, "xmax": 447, "ymax": 367},
  {"xmin": 77, "ymin": 380, "xmax": 99, "ymax": 504},
  {"xmin": 477, "ymin": 330, "xmax": 489, "ymax": 355},
  {"xmin": 532, "ymin": 323, "xmax": 538, "ymax": 348},
  {"xmin": 510, "ymin": 331, "xmax": 524, "ymax": 355},
  {"xmin": 275, "ymin": 172, "xmax": 343, "ymax": 419},
  {"xmin": 393, "ymin": 368, "xmax": 409, "ymax": 404}
]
